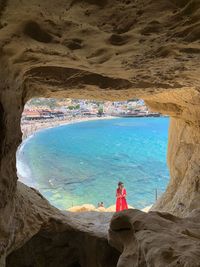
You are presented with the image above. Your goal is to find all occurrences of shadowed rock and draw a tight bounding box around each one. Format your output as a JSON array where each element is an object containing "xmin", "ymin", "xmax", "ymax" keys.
[
  {"xmin": 0, "ymin": 0, "xmax": 200, "ymax": 266},
  {"xmin": 109, "ymin": 209, "xmax": 200, "ymax": 267}
]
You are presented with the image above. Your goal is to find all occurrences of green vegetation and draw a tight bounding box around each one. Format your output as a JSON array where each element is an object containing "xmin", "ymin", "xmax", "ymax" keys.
[
  {"xmin": 28, "ymin": 98, "xmax": 57, "ymax": 109},
  {"xmin": 68, "ymin": 105, "xmax": 80, "ymax": 110},
  {"xmin": 97, "ymin": 106, "xmax": 104, "ymax": 116}
]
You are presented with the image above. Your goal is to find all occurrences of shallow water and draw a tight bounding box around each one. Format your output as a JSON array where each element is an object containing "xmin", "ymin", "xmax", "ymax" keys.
[{"xmin": 17, "ymin": 117, "xmax": 170, "ymax": 209}]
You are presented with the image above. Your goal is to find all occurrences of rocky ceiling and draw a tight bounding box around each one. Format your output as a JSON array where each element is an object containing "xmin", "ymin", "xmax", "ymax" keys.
[
  {"xmin": 0, "ymin": 0, "xmax": 200, "ymax": 266},
  {"xmin": 1, "ymin": 0, "xmax": 200, "ymax": 102}
]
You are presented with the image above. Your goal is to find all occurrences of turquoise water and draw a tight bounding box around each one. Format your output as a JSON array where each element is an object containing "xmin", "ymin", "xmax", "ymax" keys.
[{"xmin": 17, "ymin": 117, "xmax": 170, "ymax": 209}]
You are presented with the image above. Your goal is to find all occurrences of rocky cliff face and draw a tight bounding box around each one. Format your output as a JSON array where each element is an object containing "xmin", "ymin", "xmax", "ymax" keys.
[
  {"xmin": 0, "ymin": 0, "xmax": 200, "ymax": 266},
  {"xmin": 109, "ymin": 209, "xmax": 200, "ymax": 267},
  {"xmin": 6, "ymin": 182, "xmax": 120, "ymax": 267}
]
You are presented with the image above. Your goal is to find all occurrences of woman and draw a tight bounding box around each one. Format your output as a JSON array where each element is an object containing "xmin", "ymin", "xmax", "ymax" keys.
[{"xmin": 116, "ymin": 181, "xmax": 128, "ymax": 212}]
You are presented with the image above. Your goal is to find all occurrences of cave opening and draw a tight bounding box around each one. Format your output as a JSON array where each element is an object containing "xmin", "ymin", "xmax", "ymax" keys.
[
  {"xmin": 17, "ymin": 97, "xmax": 169, "ymax": 212},
  {"xmin": 1, "ymin": 0, "xmax": 200, "ymax": 265}
]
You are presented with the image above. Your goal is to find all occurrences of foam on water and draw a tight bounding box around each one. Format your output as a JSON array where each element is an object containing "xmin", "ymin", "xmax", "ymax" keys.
[{"xmin": 17, "ymin": 117, "xmax": 170, "ymax": 209}]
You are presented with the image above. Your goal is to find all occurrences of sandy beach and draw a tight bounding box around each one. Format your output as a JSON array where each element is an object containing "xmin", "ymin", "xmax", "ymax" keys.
[
  {"xmin": 19, "ymin": 116, "xmax": 155, "ymax": 213},
  {"xmin": 21, "ymin": 115, "xmax": 117, "ymax": 140}
]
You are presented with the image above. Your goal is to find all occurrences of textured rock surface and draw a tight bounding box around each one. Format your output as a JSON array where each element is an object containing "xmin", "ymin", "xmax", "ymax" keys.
[
  {"xmin": 6, "ymin": 182, "xmax": 119, "ymax": 267},
  {"xmin": 109, "ymin": 209, "xmax": 200, "ymax": 267},
  {"xmin": 153, "ymin": 118, "xmax": 200, "ymax": 216},
  {"xmin": 67, "ymin": 204, "xmax": 134, "ymax": 212},
  {"xmin": 0, "ymin": 0, "xmax": 200, "ymax": 266}
]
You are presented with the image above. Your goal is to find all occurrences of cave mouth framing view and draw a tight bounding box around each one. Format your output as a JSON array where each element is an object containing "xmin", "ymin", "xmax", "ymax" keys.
[
  {"xmin": 17, "ymin": 98, "xmax": 169, "ymax": 212},
  {"xmin": 1, "ymin": 0, "xmax": 200, "ymax": 266}
]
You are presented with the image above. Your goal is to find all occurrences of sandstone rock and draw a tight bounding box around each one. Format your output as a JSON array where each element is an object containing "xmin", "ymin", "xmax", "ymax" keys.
[
  {"xmin": 96, "ymin": 206, "xmax": 107, "ymax": 212},
  {"xmin": 152, "ymin": 118, "xmax": 200, "ymax": 217},
  {"xmin": 109, "ymin": 209, "xmax": 200, "ymax": 267},
  {"xmin": 105, "ymin": 205, "xmax": 116, "ymax": 212},
  {"xmin": 142, "ymin": 204, "xmax": 153, "ymax": 212},
  {"xmin": 68, "ymin": 204, "xmax": 96, "ymax": 212},
  {"xmin": 0, "ymin": 0, "xmax": 200, "ymax": 265},
  {"xmin": 68, "ymin": 204, "xmax": 135, "ymax": 212},
  {"xmin": 6, "ymin": 182, "xmax": 119, "ymax": 267}
]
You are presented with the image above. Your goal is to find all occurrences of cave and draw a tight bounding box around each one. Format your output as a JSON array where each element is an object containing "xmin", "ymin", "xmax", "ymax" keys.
[{"xmin": 0, "ymin": 0, "xmax": 200, "ymax": 266}]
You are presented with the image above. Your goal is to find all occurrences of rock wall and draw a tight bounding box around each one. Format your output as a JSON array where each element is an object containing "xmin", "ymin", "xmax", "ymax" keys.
[
  {"xmin": 143, "ymin": 89, "xmax": 200, "ymax": 216},
  {"xmin": 5, "ymin": 182, "xmax": 119, "ymax": 267},
  {"xmin": 152, "ymin": 118, "xmax": 200, "ymax": 217},
  {"xmin": 109, "ymin": 209, "xmax": 200, "ymax": 267},
  {"xmin": 0, "ymin": 0, "xmax": 200, "ymax": 266}
]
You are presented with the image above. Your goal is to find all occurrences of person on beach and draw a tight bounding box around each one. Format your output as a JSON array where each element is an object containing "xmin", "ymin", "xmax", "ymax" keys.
[
  {"xmin": 116, "ymin": 181, "xmax": 128, "ymax": 212},
  {"xmin": 97, "ymin": 202, "xmax": 104, "ymax": 207},
  {"xmin": 100, "ymin": 201, "xmax": 104, "ymax": 207}
]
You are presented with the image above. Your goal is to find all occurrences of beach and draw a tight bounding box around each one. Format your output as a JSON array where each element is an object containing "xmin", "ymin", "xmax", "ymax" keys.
[
  {"xmin": 21, "ymin": 115, "xmax": 117, "ymax": 140},
  {"xmin": 18, "ymin": 117, "xmax": 169, "ymax": 212}
]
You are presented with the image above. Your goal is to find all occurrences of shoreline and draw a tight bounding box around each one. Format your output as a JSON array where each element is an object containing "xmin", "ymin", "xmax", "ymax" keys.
[
  {"xmin": 17, "ymin": 115, "xmax": 119, "ymax": 188},
  {"xmin": 21, "ymin": 114, "xmax": 166, "ymax": 141},
  {"xmin": 18, "ymin": 116, "xmax": 160, "ymax": 214},
  {"xmin": 21, "ymin": 115, "xmax": 118, "ymax": 141}
]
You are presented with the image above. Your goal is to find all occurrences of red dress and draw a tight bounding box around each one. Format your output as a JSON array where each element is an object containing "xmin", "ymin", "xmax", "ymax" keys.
[{"xmin": 116, "ymin": 188, "xmax": 128, "ymax": 212}]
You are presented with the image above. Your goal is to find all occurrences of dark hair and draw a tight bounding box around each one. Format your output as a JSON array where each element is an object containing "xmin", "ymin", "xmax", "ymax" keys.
[{"xmin": 118, "ymin": 181, "xmax": 123, "ymax": 186}]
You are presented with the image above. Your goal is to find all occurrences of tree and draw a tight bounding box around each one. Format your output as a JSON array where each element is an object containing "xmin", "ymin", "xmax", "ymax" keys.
[
  {"xmin": 68, "ymin": 104, "xmax": 80, "ymax": 110},
  {"xmin": 97, "ymin": 106, "xmax": 104, "ymax": 116}
]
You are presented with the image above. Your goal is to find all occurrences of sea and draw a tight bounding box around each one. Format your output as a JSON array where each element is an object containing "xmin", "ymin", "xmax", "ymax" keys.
[{"xmin": 17, "ymin": 117, "xmax": 170, "ymax": 210}]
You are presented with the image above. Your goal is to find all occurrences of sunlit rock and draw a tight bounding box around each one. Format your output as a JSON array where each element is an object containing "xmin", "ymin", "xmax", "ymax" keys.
[{"xmin": 0, "ymin": 0, "xmax": 200, "ymax": 265}]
